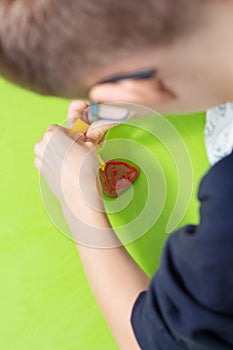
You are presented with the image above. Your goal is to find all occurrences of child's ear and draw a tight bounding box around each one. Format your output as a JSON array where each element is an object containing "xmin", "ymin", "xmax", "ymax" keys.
[{"xmin": 89, "ymin": 77, "xmax": 175, "ymax": 106}]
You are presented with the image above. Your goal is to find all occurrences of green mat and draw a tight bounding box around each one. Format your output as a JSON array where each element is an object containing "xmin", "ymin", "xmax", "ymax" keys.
[{"xmin": 0, "ymin": 77, "xmax": 210, "ymax": 349}]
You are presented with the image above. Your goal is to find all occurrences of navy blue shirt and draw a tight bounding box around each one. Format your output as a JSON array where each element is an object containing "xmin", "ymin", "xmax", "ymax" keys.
[{"xmin": 131, "ymin": 151, "xmax": 233, "ymax": 349}]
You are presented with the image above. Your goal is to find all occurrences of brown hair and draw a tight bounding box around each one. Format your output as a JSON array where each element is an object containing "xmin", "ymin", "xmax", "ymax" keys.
[{"xmin": 0, "ymin": 0, "xmax": 198, "ymax": 97}]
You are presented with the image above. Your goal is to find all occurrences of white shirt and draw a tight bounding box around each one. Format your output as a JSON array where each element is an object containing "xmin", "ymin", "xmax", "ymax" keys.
[{"xmin": 205, "ymin": 103, "xmax": 233, "ymax": 165}]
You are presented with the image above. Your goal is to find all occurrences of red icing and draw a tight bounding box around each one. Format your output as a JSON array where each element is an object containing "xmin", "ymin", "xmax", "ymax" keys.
[{"xmin": 103, "ymin": 161, "xmax": 139, "ymax": 191}]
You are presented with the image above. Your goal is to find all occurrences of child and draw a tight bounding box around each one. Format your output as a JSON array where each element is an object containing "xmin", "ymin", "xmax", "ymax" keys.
[{"xmin": 1, "ymin": 0, "xmax": 233, "ymax": 349}]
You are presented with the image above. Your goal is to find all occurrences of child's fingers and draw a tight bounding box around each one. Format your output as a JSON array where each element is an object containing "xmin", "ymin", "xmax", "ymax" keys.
[
  {"xmin": 86, "ymin": 120, "xmax": 118, "ymax": 143},
  {"xmin": 34, "ymin": 124, "xmax": 69, "ymax": 160},
  {"xmin": 34, "ymin": 122, "xmax": 88, "ymax": 177},
  {"xmin": 68, "ymin": 100, "xmax": 89, "ymax": 118},
  {"xmin": 70, "ymin": 132, "xmax": 86, "ymax": 144},
  {"xmin": 44, "ymin": 124, "xmax": 69, "ymax": 137},
  {"xmin": 34, "ymin": 156, "xmax": 41, "ymax": 171},
  {"xmin": 67, "ymin": 100, "xmax": 90, "ymax": 128},
  {"xmin": 34, "ymin": 125, "xmax": 59, "ymax": 160}
]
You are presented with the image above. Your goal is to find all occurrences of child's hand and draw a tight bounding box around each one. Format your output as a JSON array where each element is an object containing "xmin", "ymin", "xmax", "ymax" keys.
[
  {"xmin": 34, "ymin": 124, "xmax": 105, "ymax": 224},
  {"xmin": 68, "ymin": 100, "xmax": 118, "ymax": 144}
]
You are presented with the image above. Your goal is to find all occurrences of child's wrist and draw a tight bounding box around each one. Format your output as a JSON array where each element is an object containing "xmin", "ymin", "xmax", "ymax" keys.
[
  {"xmin": 61, "ymin": 200, "xmax": 112, "ymax": 247},
  {"xmin": 61, "ymin": 196, "xmax": 109, "ymax": 228}
]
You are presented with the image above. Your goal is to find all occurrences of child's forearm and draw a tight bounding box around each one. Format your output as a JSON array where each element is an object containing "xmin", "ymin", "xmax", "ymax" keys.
[
  {"xmin": 77, "ymin": 243, "xmax": 149, "ymax": 349},
  {"xmin": 63, "ymin": 204, "xmax": 149, "ymax": 349}
]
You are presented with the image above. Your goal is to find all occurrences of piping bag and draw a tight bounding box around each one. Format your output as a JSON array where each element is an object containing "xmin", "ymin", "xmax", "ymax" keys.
[{"xmin": 68, "ymin": 119, "xmax": 139, "ymax": 198}]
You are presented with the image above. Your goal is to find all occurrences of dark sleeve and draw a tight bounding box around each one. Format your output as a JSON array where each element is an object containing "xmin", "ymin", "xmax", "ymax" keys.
[{"xmin": 131, "ymin": 151, "xmax": 233, "ymax": 350}]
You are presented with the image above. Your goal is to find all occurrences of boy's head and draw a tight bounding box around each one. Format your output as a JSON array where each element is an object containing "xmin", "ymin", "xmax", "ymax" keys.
[{"xmin": 0, "ymin": 0, "xmax": 233, "ymax": 113}]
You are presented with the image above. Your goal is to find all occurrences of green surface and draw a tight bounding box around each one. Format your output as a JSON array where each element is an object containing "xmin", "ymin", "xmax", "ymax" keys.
[
  {"xmin": 101, "ymin": 114, "xmax": 210, "ymax": 275},
  {"xmin": 0, "ymin": 77, "xmax": 210, "ymax": 349}
]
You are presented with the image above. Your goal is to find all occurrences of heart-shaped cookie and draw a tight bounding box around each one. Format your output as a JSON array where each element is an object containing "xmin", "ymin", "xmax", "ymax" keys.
[{"xmin": 99, "ymin": 161, "xmax": 139, "ymax": 197}]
